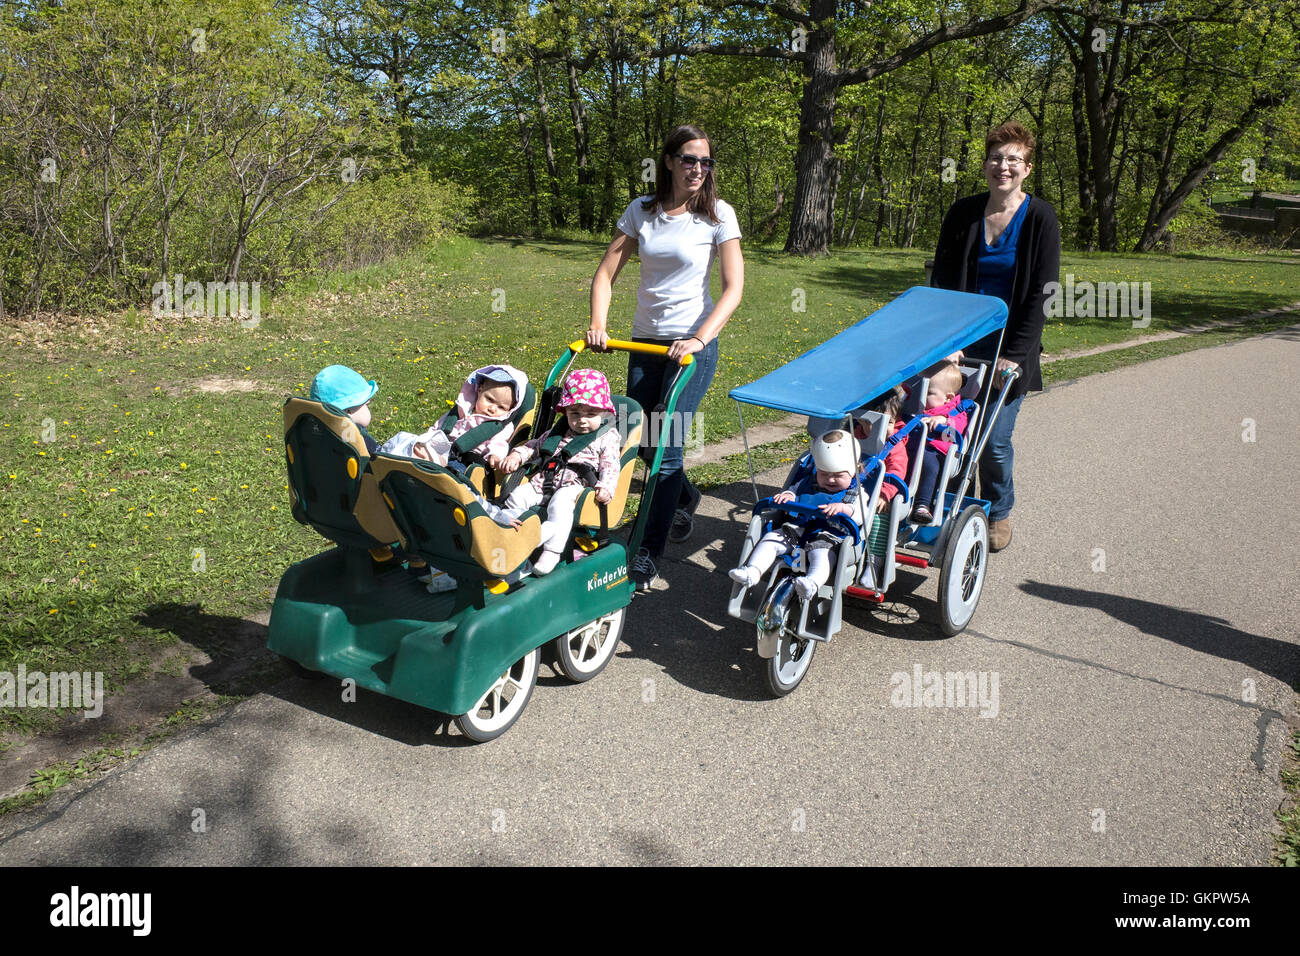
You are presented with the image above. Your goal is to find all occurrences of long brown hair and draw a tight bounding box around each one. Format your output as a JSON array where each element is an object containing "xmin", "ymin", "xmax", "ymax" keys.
[{"xmin": 641, "ymin": 124, "xmax": 720, "ymax": 224}]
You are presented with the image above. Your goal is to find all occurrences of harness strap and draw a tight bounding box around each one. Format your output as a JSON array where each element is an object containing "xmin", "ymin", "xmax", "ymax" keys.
[
  {"xmin": 450, "ymin": 420, "xmax": 505, "ymax": 459},
  {"xmin": 531, "ymin": 416, "xmax": 614, "ymax": 501}
]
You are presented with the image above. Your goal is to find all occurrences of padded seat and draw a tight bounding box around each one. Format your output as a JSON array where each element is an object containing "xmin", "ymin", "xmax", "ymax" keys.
[
  {"xmin": 283, "ymin": 397, "xmax": 404, "ymax": 552},
  {"xmin": 371, "ymin": 456, "xmax": 543, "ymax": 582},
  {"xmin": 572, "ymin": 395, "xmax": 643, "ymax": 533}
]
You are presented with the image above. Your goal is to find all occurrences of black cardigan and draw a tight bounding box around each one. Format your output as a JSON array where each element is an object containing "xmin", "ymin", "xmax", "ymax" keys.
[{"xmin": 930, "ymin": 192, "xmax": 1061, "ymax": 400}]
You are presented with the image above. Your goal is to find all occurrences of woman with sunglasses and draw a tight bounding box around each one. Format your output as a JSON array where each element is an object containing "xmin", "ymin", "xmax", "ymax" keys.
[
  {"xmin": 587, "ymin": 124, "xmax": 745, "ymax": 592},
  {"xmin": 930, "ymin": 121, "xmax": 1060, "ymax": 553}
]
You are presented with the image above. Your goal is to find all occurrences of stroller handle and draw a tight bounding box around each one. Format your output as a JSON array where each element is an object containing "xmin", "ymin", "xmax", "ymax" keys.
[{"xmin": 570, "ymin": 338, "xmax": 695, "ymax": 367}]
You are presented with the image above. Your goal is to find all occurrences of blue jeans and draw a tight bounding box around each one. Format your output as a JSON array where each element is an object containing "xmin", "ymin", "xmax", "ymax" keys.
[
  {"xmin": 914, "ymin": 446, "xmax": 945, "ymax": 511},
  {"xmin": 626, "ymin": 336, "xmax": 719, "ymax": 557},
  {"xmin": 978, "ymin": 392, "xmax": 1023, "ymax": 521}
]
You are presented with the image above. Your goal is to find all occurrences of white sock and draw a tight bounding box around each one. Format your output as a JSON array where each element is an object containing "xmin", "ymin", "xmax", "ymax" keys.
[
  {"xmin": 729, "ymin": 566, "xmax": 761, "ymax": 587},
  {"xmin": 794, "ymin": 575, "xmax": 819, "ymax": 601},
  {"xmin": 533, "ymin": 549, "xmax": 561, "ymax": 575}
]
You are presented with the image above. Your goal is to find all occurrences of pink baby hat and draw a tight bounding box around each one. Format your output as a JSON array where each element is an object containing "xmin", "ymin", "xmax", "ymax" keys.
[{"xmin": 556, "ymin": 368, "xmax": 615, "ymax": 414}]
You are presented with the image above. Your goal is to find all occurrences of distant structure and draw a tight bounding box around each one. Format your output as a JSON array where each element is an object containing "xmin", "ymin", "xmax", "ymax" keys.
[{"xmin": 1213, "ymin": 192, "xmax": 1300, "ymax": 247}]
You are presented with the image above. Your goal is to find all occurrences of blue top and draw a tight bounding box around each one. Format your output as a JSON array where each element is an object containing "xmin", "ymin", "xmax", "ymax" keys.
[
  {"xmin": 791, "ymin": 469, "xmax": 860, "ymax": 507},
  {"xmin": 730, "ymin": 286, "xmax": 1008, "ymax": 419},
  {"xmin": 976, "ymin": 195, "xmax": 1029, "ymax": 304}
]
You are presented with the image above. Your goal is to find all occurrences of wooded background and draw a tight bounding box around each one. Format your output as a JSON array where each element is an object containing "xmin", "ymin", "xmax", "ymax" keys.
[{"xmin": 2, "ymin": 0, "xmax": 1297, "ymax": 316}]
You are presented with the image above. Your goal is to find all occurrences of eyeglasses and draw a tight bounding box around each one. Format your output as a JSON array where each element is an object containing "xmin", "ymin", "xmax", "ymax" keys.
[
  {"xmin": 674, "ymin": 153, "xmax": 716, "ymax": 170},
  {"xmin": 986, "ymin": 154, "xmax": 1027, "ymax": 168}
]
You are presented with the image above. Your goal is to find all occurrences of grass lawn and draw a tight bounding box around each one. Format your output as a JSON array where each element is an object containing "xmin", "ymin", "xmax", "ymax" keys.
[{"xmin": 2, "ymin": 234, "xmax": 1299, "ymax": 735}]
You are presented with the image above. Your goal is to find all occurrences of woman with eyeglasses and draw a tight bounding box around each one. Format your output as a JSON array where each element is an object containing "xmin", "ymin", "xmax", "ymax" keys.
[
  {"xmin": 587, "ymin": 124, "xmax": 745, "ymax": 592},
  {"xmin": 930, "ymin": 121, "xmax": 1060, "ymax": 554}
]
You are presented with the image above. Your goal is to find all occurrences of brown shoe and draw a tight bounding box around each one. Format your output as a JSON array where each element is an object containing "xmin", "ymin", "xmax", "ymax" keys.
[{"xmin": 989, "ymin": 518, "xmax": 1012, "ymax": 552}]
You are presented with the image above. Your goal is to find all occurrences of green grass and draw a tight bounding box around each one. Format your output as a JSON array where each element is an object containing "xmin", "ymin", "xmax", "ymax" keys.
[
  {"xmin": 1043, "ymin": 309, "xmax": 1300, "ymax": 384},
  {"xmin": 2, "ymin": 235, "xmax": 1299, "ymax": 736},
  {"xmin": 690, "ymin": 434, "xmax": 811, "ymax": 492},
  {"xmin": 0, "ymin": 695, "xmax": 238, "ymax": 815},
  {"xmin": 1278, "ymin": 730, "xmax": 1300, "ymax": 867}
]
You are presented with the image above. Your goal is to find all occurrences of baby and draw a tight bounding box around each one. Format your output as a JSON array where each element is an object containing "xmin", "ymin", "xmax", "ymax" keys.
[
  {"xmin": 310, "ymin": 365, "xmax": 380, "ymax": 454},
  {"xmin": 911, "ymin": 362, "xmax": 968, "ymax": 524},
  {"xmin": 308, "ymin": 364, "xmax": 520, "ymax": 591},
  {"xmin": 729, "ymin": 429, "xmax": 865, "ymax": 601},
  {"xmin": 852, "ymin": 386, "xmax": 909, "ymax": 591},
  {"xmin": 499, "ymin": 369, "xmax": 622, "ymax": 575},
  {"xmin": 380, "ymin": 365, "xmax": 528, "ymax": 469}
]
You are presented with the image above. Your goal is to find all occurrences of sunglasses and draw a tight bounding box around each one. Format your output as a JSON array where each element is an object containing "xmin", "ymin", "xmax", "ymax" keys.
[{"xmin": 673, "ymin": 153, "xmax": 716, "ymax": 170}]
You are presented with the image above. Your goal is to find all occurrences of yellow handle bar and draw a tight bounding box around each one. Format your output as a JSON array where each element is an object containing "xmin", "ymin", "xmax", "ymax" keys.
[{"xmin": 569, "ymin": 338, "xmax": 695, "ymax": 366}]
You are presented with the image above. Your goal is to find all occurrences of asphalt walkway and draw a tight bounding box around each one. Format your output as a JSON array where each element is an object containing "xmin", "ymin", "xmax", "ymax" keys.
[{"xmin": 2, "ymin": 327, "xmax": 1297, "ymax": 864}]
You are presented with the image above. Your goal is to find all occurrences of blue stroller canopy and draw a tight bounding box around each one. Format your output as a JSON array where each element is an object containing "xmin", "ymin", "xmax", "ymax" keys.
[{"xmin": 729, "ymin": 287, "xmax": 1008, "ymax": 419}]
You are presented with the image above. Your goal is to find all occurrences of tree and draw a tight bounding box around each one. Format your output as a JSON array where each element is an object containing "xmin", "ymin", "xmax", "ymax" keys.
[{"xmin": 654, "ymin": 0, "xmax": 1060, "ymax": 255}]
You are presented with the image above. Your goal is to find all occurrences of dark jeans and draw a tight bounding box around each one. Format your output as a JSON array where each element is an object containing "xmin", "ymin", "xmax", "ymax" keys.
[
  {"xmin": 978, "ymin": 392, "xmax": 1023, "ymax": 521},
  {"xmin": 626, "ymin": 335, "xmax": 719, "ymax": 557},
  {"xmin": 915, "ymin": 446, "xmax": 945, "ymax": 511}
]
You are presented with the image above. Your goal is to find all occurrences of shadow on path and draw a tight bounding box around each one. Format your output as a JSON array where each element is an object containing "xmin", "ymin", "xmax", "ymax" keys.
[{"xmin": 1018, "ymin": 580, "xmax": 1300, "ymax": 687}]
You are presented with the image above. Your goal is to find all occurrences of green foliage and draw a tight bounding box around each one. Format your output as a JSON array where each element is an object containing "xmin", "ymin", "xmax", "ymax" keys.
[
  {"xmin": 0, "ymin": 0, "xmax": 398, "ymax": 314},
  {"xmin": 303, "ymin": 172, "xmax": 477, "ymax": 275},
  {"xmin": 3, "ymin": 0, "xmax": 1300, "ymax": 320}
]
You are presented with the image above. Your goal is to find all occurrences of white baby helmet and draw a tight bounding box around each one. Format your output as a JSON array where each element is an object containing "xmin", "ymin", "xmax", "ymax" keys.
[{"xmin": 812, "ymin": 429, "xmax": 860, "ymax": 476}]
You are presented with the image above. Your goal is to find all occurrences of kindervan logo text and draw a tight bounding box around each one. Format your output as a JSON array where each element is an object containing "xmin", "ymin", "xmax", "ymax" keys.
[{"xmin": 587, "ymin": 566, "xmax": 628, "ymax": 592}]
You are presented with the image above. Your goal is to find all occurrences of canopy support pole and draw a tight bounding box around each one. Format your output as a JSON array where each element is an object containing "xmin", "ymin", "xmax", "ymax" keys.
[{"xmin": 736, "ymin": 402, "xmax": 759, "ymax": 503}]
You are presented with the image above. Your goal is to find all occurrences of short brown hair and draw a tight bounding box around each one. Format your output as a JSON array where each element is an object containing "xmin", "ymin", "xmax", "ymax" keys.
[{"xmin": 984, "ymin": 121, "xmax": 1036, "ymax": 165}]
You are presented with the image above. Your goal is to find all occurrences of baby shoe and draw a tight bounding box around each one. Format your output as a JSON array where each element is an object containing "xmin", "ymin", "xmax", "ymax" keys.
[
  {"xmin": 911, "ymin": 504, "xmax": 933, "ymax": 524},
  {"xmin": 533, "ymin": 549, "xmax": 561, "ymax": 575},
  {"xmin": 728, "ymin": 566, "xmax": 760, "ymax": 588},
  {"xmin": 425, "ymin": 568, "xmax": 457, "ymax": 593}
]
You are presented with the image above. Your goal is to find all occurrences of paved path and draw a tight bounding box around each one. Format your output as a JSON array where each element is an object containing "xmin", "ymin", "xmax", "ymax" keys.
[{"xmin": 2, "ymin": 328, "xmax": 1297, "ymax": 865}]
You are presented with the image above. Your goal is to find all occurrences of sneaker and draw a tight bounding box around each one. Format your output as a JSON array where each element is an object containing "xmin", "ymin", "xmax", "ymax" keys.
[
  {"xmin": 911, "ymin": 504, "xmax": 933, "ymax": 525},
  {"xmin": 630, "ymin": 547, "xmax": 658, "ymax": 592},
  {"xmin": 667, "ymin": 484, "xmax": 703, "ymax": 543}
]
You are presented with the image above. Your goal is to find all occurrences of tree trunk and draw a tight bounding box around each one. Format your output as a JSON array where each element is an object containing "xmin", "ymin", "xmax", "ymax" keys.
[
  {"xmin": 565, "ymin": 58, "xmax": 594, "ymax": 231},
  {"xmin": 784, "ymin": 2, "xmax": 838, "ymax": 256},
  {"xmin": 1136, "ymin": 90, "xmax": 1289, "ymax": 250},
  {"xmin": 1080, "ymin": 13, "xmax": 1118, "ymax": 251},
  {"xmin": 1070, "ymin": 70, "xmax": 1096, "ymax": 250},
  {"xmin": 533, "ymin": 57, "xmax": 563, "ymax": 228},
  {"xmin": 600, "ymin": 37, "xmax": 623, "ymax": 230}
]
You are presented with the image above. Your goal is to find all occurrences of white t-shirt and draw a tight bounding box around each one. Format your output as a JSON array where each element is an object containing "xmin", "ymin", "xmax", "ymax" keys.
[{"xmin": 616, "ymin": 196, "xmax": 742, "ymax": 339}]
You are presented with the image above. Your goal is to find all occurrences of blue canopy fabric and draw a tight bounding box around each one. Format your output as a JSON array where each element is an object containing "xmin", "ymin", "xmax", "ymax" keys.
[{"xmin": 729, "ymin": 287, "xmax": 1008, "ymax": 419}]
